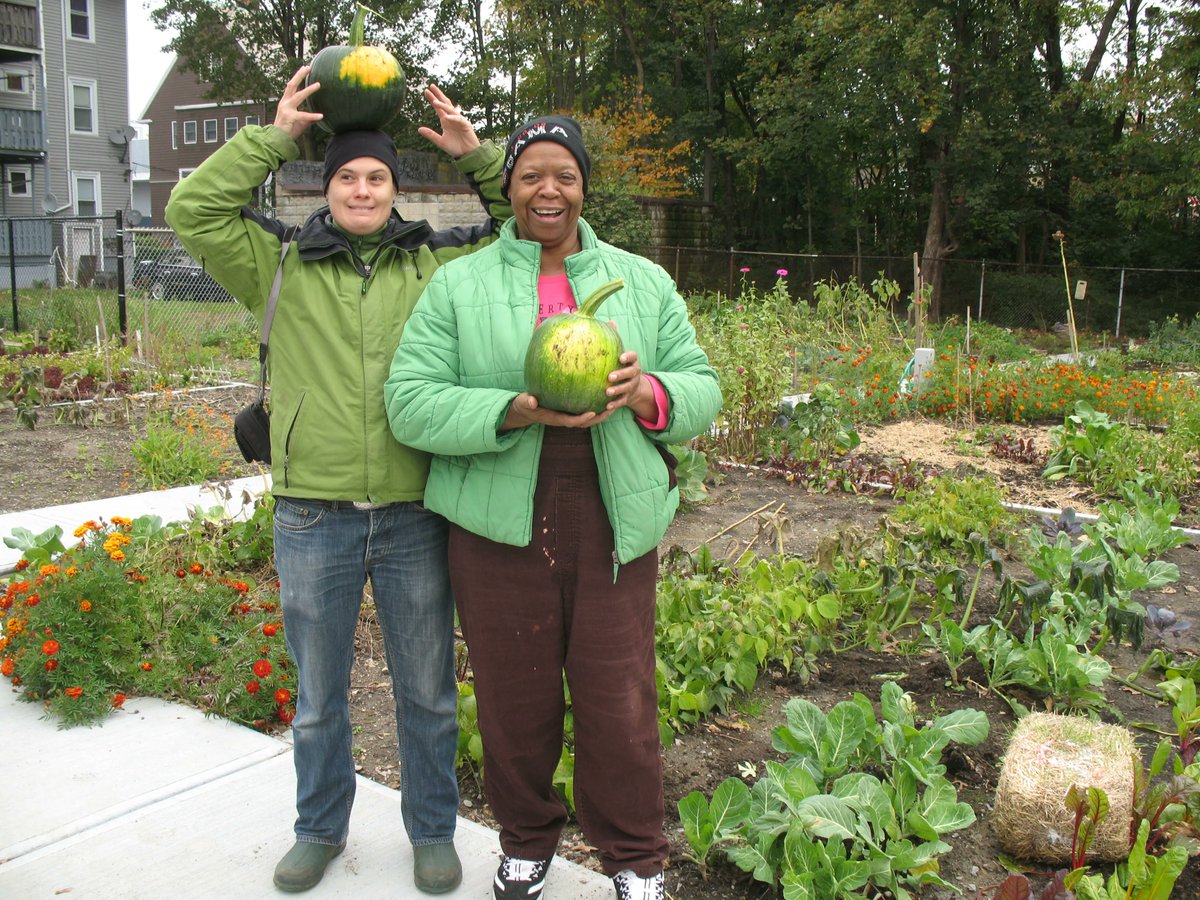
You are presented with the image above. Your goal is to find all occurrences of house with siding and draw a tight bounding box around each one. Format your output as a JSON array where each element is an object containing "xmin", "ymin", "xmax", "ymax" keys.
[
  {"xmin": 0, "ymin": 0, "xmax": 131, "ymax": 283},
  {"xmin": 138, "ymin": 54, "xmax": 271, "ymax": 223}
]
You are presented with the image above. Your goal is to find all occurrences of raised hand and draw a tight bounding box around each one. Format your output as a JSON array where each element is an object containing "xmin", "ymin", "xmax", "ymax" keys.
[
  {"xmin": 273, "ymin": 66, "xmax": 323, "ymax": 141},
  {"xmin": 417, "ymin": 84, "xmax": 480, "ymax": 158}
]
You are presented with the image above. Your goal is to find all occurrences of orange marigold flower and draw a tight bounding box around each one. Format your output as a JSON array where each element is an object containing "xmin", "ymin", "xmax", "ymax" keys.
[
  {"xmin": 1, "ymin": 657, "xmax": 14, "ymax": 676},
  {"xmin": 253, "ymin": 659, "xmax": 272, "ymax": 678},
  {"xmin": 14, "ymin": 559, "xmax": 29, "ymax": 571},
  {"xmin": 65, "ymin": 686, "xmax": 83, "ymax": 699},
  {"xmin": 111, "ymin": 516, "xmax": 132, "ymax": 527},
  {"xmin": 42, "ymin": 639, "xmax": 60, "ymax": 655},
  {"xmin": 274, "ymin": 688, "xmax": 292, "ymax": 705},
  {"xmin": 140, "ymin": 661, "xmax": 153, "ymax": 671},
  {"xmin": 79, "ymin": 600, "xmax": 92, "ymax": 613},
  {"xmin": 109, "ymin": 550, "xmax": 126, "ymax": 562},
  {"xmin": 65, "ymin": 566, "xmax": 77, "ymax": 577},
  {"xmin": 175, "ymin": 569, "xmax": 188, "ymax": 578},
  {"xmin": 40, "ymin": 564, "xmax": 59, "ymax": 577},
  {"xmin": 277, "ymin": 706, "xmax": 295, "ymax": 724},
  {"xmin": 189, "ymin": 563, "xmax": 204, "ymax": 575},
  {"xmin": 262, "ymin": 623, "xmax": 280, "ymax": 637},
  {"xmin": 25, "ymin": 594, "xmax": 40, "ymax": 607},
  {"xmin": 44, "ymin": 659, "xmax": 58, "ymax": 672},
  {"xmin": 112, "ymin": 693, "xmax": 127, "ymax": 708},
  {"xmin": 246, "ymin": 680, "xmax": 261, "ymax": 694}
]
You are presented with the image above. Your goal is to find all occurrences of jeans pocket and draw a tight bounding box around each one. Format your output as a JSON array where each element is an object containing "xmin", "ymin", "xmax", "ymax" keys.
[{"xmin": 274, "ymin": 497, "xmax": 329, "ymax": 532}]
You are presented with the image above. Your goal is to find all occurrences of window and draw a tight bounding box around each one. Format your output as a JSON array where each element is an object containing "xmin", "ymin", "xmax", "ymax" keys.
[
  {"xmin": 69, "ymin": 0, "xmax": 92, "ymax": 40},
  {"xmin": 178, "ymin": 168, "xmax": 197, "ymax": 179},
  {"xmin": 74, "ymin": 174, "xmax": 99, "ymax": 215},
  {"xmin": 69, "ymin": 80, "xmax": 96, "ymax": 133},
  {"xmin": 224, "ymin": 117, "xmax": 239, "ymax": 140},
  {"xmin": 183, "ymin": 121, "xmax": 197, "ymax": 144},
  {"xmin": 245, "ymin": 115, "xmax": 260, "ymax": 127},
  {"xmin": 0, "ymin": 70, "xmax": 29, "ymax": 94},
  {"xmin": 203, "ymin": 118, "xmax": 217, "ymax": 142},
  {"xmin": 171, "ymin": 121, "xmax": 177, "ymax": 150},
  {"xmin": 8, "ymin": 166, "xmax": 30, "ymax": 197}
]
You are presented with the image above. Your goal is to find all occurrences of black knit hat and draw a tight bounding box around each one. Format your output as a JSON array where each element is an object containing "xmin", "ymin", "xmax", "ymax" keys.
[
  {"xmin": 321, "ymin": 130, "xmax": 401, "ymax": 194},
  {"xmin": 501, "ymin": 115, "xmax": 591, "ymax": 198}
]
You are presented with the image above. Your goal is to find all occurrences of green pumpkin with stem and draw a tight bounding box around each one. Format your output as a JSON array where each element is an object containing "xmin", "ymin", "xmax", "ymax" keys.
[
  {"xmin": 305, "ymin": 4, "xmax": 404, "ymax": 134},
  {"xmin": 524, "ymin": 279, "xmax": 626, "ymax": 414}
]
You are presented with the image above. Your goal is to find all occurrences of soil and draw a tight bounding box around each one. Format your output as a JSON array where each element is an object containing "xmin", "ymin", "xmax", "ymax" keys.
[{"xmin": 3, "ymin": 398, "xmax": 1199, "ymax": 898}]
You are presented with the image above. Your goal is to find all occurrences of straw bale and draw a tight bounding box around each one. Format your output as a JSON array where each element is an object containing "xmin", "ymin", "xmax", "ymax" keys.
[{"xmin": 993, "ymin": 712, "xmax": 1135, "ymax": 863}]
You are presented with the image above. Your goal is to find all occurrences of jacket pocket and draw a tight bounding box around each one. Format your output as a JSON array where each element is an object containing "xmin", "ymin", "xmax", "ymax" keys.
[{"xmin": 652, "ymin": 441, "xmax": 679, "ymax": 491}]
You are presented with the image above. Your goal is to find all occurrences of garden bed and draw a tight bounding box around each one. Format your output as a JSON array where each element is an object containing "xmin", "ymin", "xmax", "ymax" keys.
[{"xmin": 4, "ymin": 404, "xmax": 1199, "ymax": 897}]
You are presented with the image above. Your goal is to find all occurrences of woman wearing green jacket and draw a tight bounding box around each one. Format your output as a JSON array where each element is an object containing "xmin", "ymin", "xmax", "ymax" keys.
[
  {"xmin": 385, "ymin": 116, "xmax": 721, "ymax": 900},
  {"xmin": 166, "ymin": 68, "xmax": 510, "ymax": 895}
]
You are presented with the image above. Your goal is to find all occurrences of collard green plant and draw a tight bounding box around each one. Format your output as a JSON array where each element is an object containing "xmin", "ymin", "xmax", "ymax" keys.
[{"xmin": 680, "ymin": 682, "xmax": 987, "ymax": 899}]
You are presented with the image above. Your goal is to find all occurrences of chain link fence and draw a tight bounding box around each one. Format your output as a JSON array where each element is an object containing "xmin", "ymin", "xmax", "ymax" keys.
[
  {"xmin": 0, "ymin": 216, "xmax": 254, "ymax": 365},
  {"xmin": 1, "ymin": 216, "xmax": 1196, "ymax": 354}
]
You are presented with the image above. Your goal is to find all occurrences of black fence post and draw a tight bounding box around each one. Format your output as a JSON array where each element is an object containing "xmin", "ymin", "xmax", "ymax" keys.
[
  {"xmin": 7, "ymin": 218, "xmax": 16, "ymax": 332},
  {"xmin": 114, "ymin": 210, "xmax": 127, "ymax": 344}
]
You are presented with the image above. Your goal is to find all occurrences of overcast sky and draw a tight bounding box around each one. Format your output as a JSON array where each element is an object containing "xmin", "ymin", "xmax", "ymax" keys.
[{"xmin": 126, "ymin": 3, "xmax": 175, "ymax": 122}]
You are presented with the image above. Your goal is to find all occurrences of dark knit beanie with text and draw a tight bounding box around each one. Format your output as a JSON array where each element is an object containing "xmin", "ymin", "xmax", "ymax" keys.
[{"xmin": 501, "ymin": 115, "xmax": 591, "ymax": 198}]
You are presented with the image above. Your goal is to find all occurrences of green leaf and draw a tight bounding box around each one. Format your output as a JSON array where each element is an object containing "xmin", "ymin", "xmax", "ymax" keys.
[
  {"xmin": 795, "ymin": 794, "xmax": 858, "ymax": 841},
  {"xmin": 822, "ymin": 702, "xmax": 867, "ymax": 769},
  {"xmin": 709, "ymin": 777, "xmax": 751, "ymax": 838},
  {"xmin": 782, "ymin": 697, "xmax": 826, "ymax": 755},
  {"xmin": 678, "ymin": 791, "xmax": 715, "ymax": 858},
  {"xmin": 931, "ymin": 708, "xmax": 989, "ymax": 745}
]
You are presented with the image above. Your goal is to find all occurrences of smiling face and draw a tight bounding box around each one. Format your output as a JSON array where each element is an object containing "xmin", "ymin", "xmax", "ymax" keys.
[
  {"xmin": 509, "ymin": 141, "xmax": 584, "ymax": 269},
  {"xmin": 325, "ymin": 157, "xmax": 398, "ymax": 236}
]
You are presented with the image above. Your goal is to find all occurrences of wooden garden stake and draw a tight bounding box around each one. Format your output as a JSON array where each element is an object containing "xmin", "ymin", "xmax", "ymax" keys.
[{"xmin": 1052, "ymin": 230, "xmax": 1080, "ymax": 363}]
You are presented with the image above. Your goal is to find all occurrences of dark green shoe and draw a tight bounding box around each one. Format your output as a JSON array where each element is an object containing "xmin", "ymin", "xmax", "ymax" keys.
[
  {"xmin": 413, "ymin": 841, "xmax": 462, "ymax": 894},
  {"xmin": 272, "ymin": 840, "xmax": 346, "ymax": 893}
]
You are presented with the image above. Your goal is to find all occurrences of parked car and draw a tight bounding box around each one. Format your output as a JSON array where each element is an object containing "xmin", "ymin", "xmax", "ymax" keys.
[{"xmin": 133, "ymin": 248, "xmax": 233, "ymax": 302}]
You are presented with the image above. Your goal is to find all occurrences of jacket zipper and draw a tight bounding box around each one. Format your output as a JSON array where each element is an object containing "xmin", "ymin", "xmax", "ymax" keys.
[{"xmin": 282, "ymin": 393, "xmax": 306, "ymax": 489}]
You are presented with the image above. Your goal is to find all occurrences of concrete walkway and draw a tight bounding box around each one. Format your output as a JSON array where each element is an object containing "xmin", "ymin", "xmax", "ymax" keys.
[{"xmin": 0, "ymin": 480, "xmax": 613, "ymax": 899}]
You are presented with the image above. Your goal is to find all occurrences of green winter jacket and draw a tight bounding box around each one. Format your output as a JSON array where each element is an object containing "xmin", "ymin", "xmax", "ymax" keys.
[
  {"xmin": 165, "ymin": 125, "xmax": 510, "ymax": 502},
  {"xmin": 384, "ymin": 216, "xmax": 722, "ymax": 564}
]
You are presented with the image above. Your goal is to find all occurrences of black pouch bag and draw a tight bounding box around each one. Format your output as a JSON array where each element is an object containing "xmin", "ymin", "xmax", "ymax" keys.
[
  {"xmin": 234, "ymin": 400, "xmax": 272, "ymax": 463},
  {"xmin": 232, "ymin": 228, "xmax": 294, "ymax": 465}
]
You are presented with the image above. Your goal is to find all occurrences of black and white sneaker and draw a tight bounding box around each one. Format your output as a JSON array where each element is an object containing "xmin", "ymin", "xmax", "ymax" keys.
[
  {"xmin": 493, "ymin": 856, "xmax": 552, "ymax": 899},
  {"xmin": 612, "ymin": 869, "xmax": 665, "ymax": 900}
]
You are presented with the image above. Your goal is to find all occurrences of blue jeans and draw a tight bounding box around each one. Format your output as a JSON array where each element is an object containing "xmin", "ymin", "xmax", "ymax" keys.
[{"xmin": 273, "ymin": 497, "xmax": 458, "ymax": 847}]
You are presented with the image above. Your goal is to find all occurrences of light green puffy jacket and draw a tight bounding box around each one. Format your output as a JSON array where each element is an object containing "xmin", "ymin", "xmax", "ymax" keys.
[
  {"xmin": 385, "ymin": 217, "xmax": 722, "ymax": 564},
  {"xmin": 165, "ymin": 125, "xmax": 509, "ymax": 502}
]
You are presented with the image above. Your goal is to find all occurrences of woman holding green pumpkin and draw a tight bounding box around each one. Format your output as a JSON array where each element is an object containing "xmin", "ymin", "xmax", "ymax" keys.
[
  {"xmin": 166, "ymin": 65, "xmax": 510, "ymax": 895},
  {"xmin": 385, "ymin": 116, "xmax": 722, "ymax": 900}
]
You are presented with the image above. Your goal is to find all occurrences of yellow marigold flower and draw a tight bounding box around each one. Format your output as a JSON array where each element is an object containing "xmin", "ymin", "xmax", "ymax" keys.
[
  {"xmin": 111, "ymin": 515, "xmax": 132, "ymax": 528},
  {"xmin": 74, "ymin": 524, "xmax": 90, "ymax": 538},
  {"xmin": 66, "ymin": 567, "xmax": 77, "ymax": 577},
  {"xmin": 109, "ymin": 550, "xmax": 126, "ymax": 563},
  {"xmin": 39, "ymin": 565, "xmax": 59, "ymax": 577}
]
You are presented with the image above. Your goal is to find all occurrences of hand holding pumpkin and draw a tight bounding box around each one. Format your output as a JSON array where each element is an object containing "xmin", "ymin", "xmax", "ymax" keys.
[
  {"xmin": 501, "ymin": 393, "xmax": 610, "ymax": 432},
  {"xmin": 603, "ymin": 349, "xmax": 656, "ymax": 420},
  {"xmin": 273, "ymin": 66, "xmax": 324, "ymax": 141},
  {"xmin": 417, "ymin": 84, "xmax": 480, "ymax": 159}
]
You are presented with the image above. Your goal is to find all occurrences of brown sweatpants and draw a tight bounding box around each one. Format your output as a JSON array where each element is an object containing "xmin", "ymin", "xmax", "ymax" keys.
[{"xmin": 448, "ymin": 426, "xmax": 668, "ymax": 877}]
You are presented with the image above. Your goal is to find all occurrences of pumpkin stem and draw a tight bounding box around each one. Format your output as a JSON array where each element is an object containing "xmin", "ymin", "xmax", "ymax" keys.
[
  {"xmin": 580, "ymin": 278, "xmax": 624, "ymax": 318},
  {"xmin": 350, "ymin": 4, "xmax": 367, "ymax": 46}
]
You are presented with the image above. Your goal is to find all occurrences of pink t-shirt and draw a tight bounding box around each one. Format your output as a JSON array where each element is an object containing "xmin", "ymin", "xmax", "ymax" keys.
[{"xmin": 536, "ymin": 273, "xmax": 668, "ymax": 430}]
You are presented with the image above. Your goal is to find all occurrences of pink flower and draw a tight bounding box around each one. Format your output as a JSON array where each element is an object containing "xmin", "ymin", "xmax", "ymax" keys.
[
  {"xmin": 739, "ymin": 266, "xmax": 750, "ymax": 273},
  {"xmin": 776, "ymin": 268, "xmax": 789, "ymax": 277}
]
